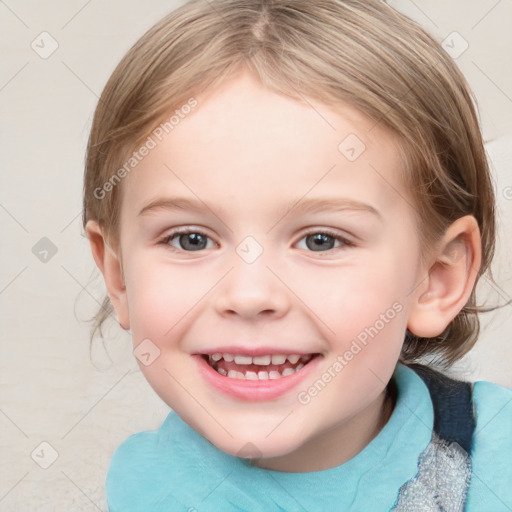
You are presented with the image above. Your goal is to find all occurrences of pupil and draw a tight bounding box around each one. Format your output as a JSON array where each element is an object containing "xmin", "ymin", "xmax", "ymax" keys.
[
  {"xmin": 181, "ymin": 233, "xmax": 206, "ymax": 251},
  {"xmin": 306, "ymin": 233, "xmax": 334, "ymax": 251}
]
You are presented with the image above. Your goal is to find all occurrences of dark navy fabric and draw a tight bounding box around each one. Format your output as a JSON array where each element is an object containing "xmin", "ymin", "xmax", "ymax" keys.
[{"xmin": 409, "ymin": 363, "xmax": 476, "ymax": 454}]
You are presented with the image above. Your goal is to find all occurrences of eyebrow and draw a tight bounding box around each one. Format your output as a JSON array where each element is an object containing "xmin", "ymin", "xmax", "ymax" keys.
[{"xmin": 138, "ymin": 196, "xmax": 382, "ymax": 221}]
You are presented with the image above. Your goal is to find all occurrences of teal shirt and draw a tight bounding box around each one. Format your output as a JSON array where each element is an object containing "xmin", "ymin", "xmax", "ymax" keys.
[{"xmin": 106, "ymin": 364, "xmax": 512, "ymax": 511}]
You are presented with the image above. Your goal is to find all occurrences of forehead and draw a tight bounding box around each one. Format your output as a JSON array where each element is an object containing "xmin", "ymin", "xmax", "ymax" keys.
[{"xmin": 120, "ymin": 70, "xmax": 410, "ymax": 225}]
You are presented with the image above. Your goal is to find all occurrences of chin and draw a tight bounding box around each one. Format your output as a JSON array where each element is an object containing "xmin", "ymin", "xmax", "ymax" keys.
[{"xmin": 206, "ymin": 428, "xmax": 305, "ymax": 462}]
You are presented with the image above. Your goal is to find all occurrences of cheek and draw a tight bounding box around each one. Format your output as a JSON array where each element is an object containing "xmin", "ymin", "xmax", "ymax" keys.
[
  {"xmin": 122, "ymin": 256, "xmax": 204, "ymax": 405},
  {"xmin": 123, "ymin": 255, "xmax": 228, "ymax": 356},
  {"xmin": 123, "ymin": 254, "xmax": 197, "ymax": 340},
  {"xmin": 292, "ymin": 254, "xmax": 410, "ymax": 337}
]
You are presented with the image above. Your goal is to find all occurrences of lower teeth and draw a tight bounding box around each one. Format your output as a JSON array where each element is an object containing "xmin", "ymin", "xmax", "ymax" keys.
[{"xmin": 216, "ymin": 363, "xmax": 305, "ymax": 380}]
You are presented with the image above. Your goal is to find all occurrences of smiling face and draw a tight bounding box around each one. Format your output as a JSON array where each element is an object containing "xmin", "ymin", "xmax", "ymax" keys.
[{"xmin": 104, "ymin": 69, "xmax": 430, "ymax": 471}]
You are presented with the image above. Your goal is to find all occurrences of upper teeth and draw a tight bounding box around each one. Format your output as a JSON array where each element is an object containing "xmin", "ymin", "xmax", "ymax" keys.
[{"xmin": 209, "ymin": 353, "xmax": 308, "ymax": 365}]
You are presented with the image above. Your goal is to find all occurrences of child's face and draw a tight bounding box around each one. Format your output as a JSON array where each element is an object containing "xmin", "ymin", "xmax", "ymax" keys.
[{"xmin": 114, "ymin": 70, "xmax": 428, "ymax": 470}]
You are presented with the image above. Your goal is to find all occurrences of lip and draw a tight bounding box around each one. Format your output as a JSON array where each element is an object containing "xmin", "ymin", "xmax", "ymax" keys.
[
  {"xmin": 193, "ymin": 352, "xmax": 322, "ymax": 401},
  {"xmin": 195, "ymin": 346, "xmax": 316, "ymax": 357}
]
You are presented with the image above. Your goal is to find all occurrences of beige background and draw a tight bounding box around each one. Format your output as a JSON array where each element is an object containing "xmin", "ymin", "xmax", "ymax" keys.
[{"xmin": 1, "ymin": 0, "xmax": 511, "ymax": 510}]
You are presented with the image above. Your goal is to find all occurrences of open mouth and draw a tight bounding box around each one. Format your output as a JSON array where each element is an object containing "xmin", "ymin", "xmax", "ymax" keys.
[{"xmin": 201, "ymin": 352, "xmax": 320, "ymax": 381}]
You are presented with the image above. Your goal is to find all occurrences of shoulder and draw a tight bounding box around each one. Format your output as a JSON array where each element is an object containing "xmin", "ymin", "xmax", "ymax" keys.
[
  {"xmin": 105, "ymin": 429, "xmax": 160, "ymax": 511},
  {"xmin": 472, "ymin": 378, "xmax": 512, "ymax": 426},
  {"xmin": 471, "ymin": 378, "xmax": 512, "ymax": 452},
  {"xmin": 107, "ymin": 429, "xmax": 159, "ymax": 476},
  {"xmin": 105, "ymin": 412, "xmax": 190, "ymax": 512},
  {"xmin": 467, "ymin": 379, "xmax": 512, "ymax": 510},
  {"xmin": 405, "ymin": 365, "xmax": 512, "ymax": 509},
  {"xmin": 471, "ymin": 378, "xmax": 512, "ymax": 448}
]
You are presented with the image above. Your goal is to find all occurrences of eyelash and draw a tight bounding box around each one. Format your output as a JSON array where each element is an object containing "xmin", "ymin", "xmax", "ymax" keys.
[{"xmin": 158, "ymin": 228, "xmax": 355, "ymax": 253}]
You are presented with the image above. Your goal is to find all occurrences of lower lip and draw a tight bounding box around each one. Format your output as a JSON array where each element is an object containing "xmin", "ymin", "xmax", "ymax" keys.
[{"xmin": 193, "ymin": 354, "xmax": 322, "ymax": 401}]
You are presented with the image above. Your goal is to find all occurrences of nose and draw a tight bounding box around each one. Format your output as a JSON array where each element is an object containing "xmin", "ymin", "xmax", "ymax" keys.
[{"xmin": 214, "ymin": 257, "xmax": 291, "ymax": 320}]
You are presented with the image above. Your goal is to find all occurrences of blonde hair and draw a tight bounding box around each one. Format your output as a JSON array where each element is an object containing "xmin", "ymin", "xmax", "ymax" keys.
[{"xmin": 83, "ymin": 0, "xmax": 496, "ymax": 365}]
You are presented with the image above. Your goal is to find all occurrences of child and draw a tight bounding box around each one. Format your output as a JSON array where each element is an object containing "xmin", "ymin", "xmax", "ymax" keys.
[{"xmin": 83, "ymin": 0, "xmax": 511, "ymax": 510}]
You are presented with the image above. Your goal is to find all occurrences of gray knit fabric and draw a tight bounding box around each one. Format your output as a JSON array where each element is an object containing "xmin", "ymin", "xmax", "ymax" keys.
[{"xmin": 391, "ymin": 432, "xmax": 472, "ymax": 512}]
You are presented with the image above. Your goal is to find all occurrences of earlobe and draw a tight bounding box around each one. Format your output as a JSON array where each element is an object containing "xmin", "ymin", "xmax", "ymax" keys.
[
  {"xmin": 407, "ymin": 215, "xmax": 482, "ymax": 338},
  {"xmin": 85, "ymin": 220, "xmax": 130, "ymax": 330}
]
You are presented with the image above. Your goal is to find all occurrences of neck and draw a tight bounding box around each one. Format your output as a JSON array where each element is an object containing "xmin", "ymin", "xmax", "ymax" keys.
[{"xmin": 252, "ymin": 381, "xmax": 396, "ymax": 473}]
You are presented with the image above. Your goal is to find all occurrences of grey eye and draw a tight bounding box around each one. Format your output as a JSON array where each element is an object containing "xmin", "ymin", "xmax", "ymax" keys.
[
  {"xmin": 297, "ymin": 233, "xmax": 342, "ymax": 252},
  {"xmin": 167, "ymin": 232, "xmax": 215, "ymax": 251}
]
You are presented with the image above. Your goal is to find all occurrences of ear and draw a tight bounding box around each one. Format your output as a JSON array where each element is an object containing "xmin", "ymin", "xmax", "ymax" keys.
[
  {"xmin": 85, "ymin": 220, "xmax": 130, "ymax": 330},
  {"xmin": 407, "ymin": 215, "xmax": 482, "ymax": 338}
]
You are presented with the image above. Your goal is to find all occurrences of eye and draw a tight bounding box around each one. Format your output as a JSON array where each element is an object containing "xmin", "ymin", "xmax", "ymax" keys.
[
  {"xmin": 296, "ymin": 230, "xmax": 353, "ymax": 252},
  {"xmin": 159, "ymin": 228, "xmax": 353, "ymax": 253},
  {"xmin": 161, "ymin": 229, "xmax": 216, "ymax": 252}
]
